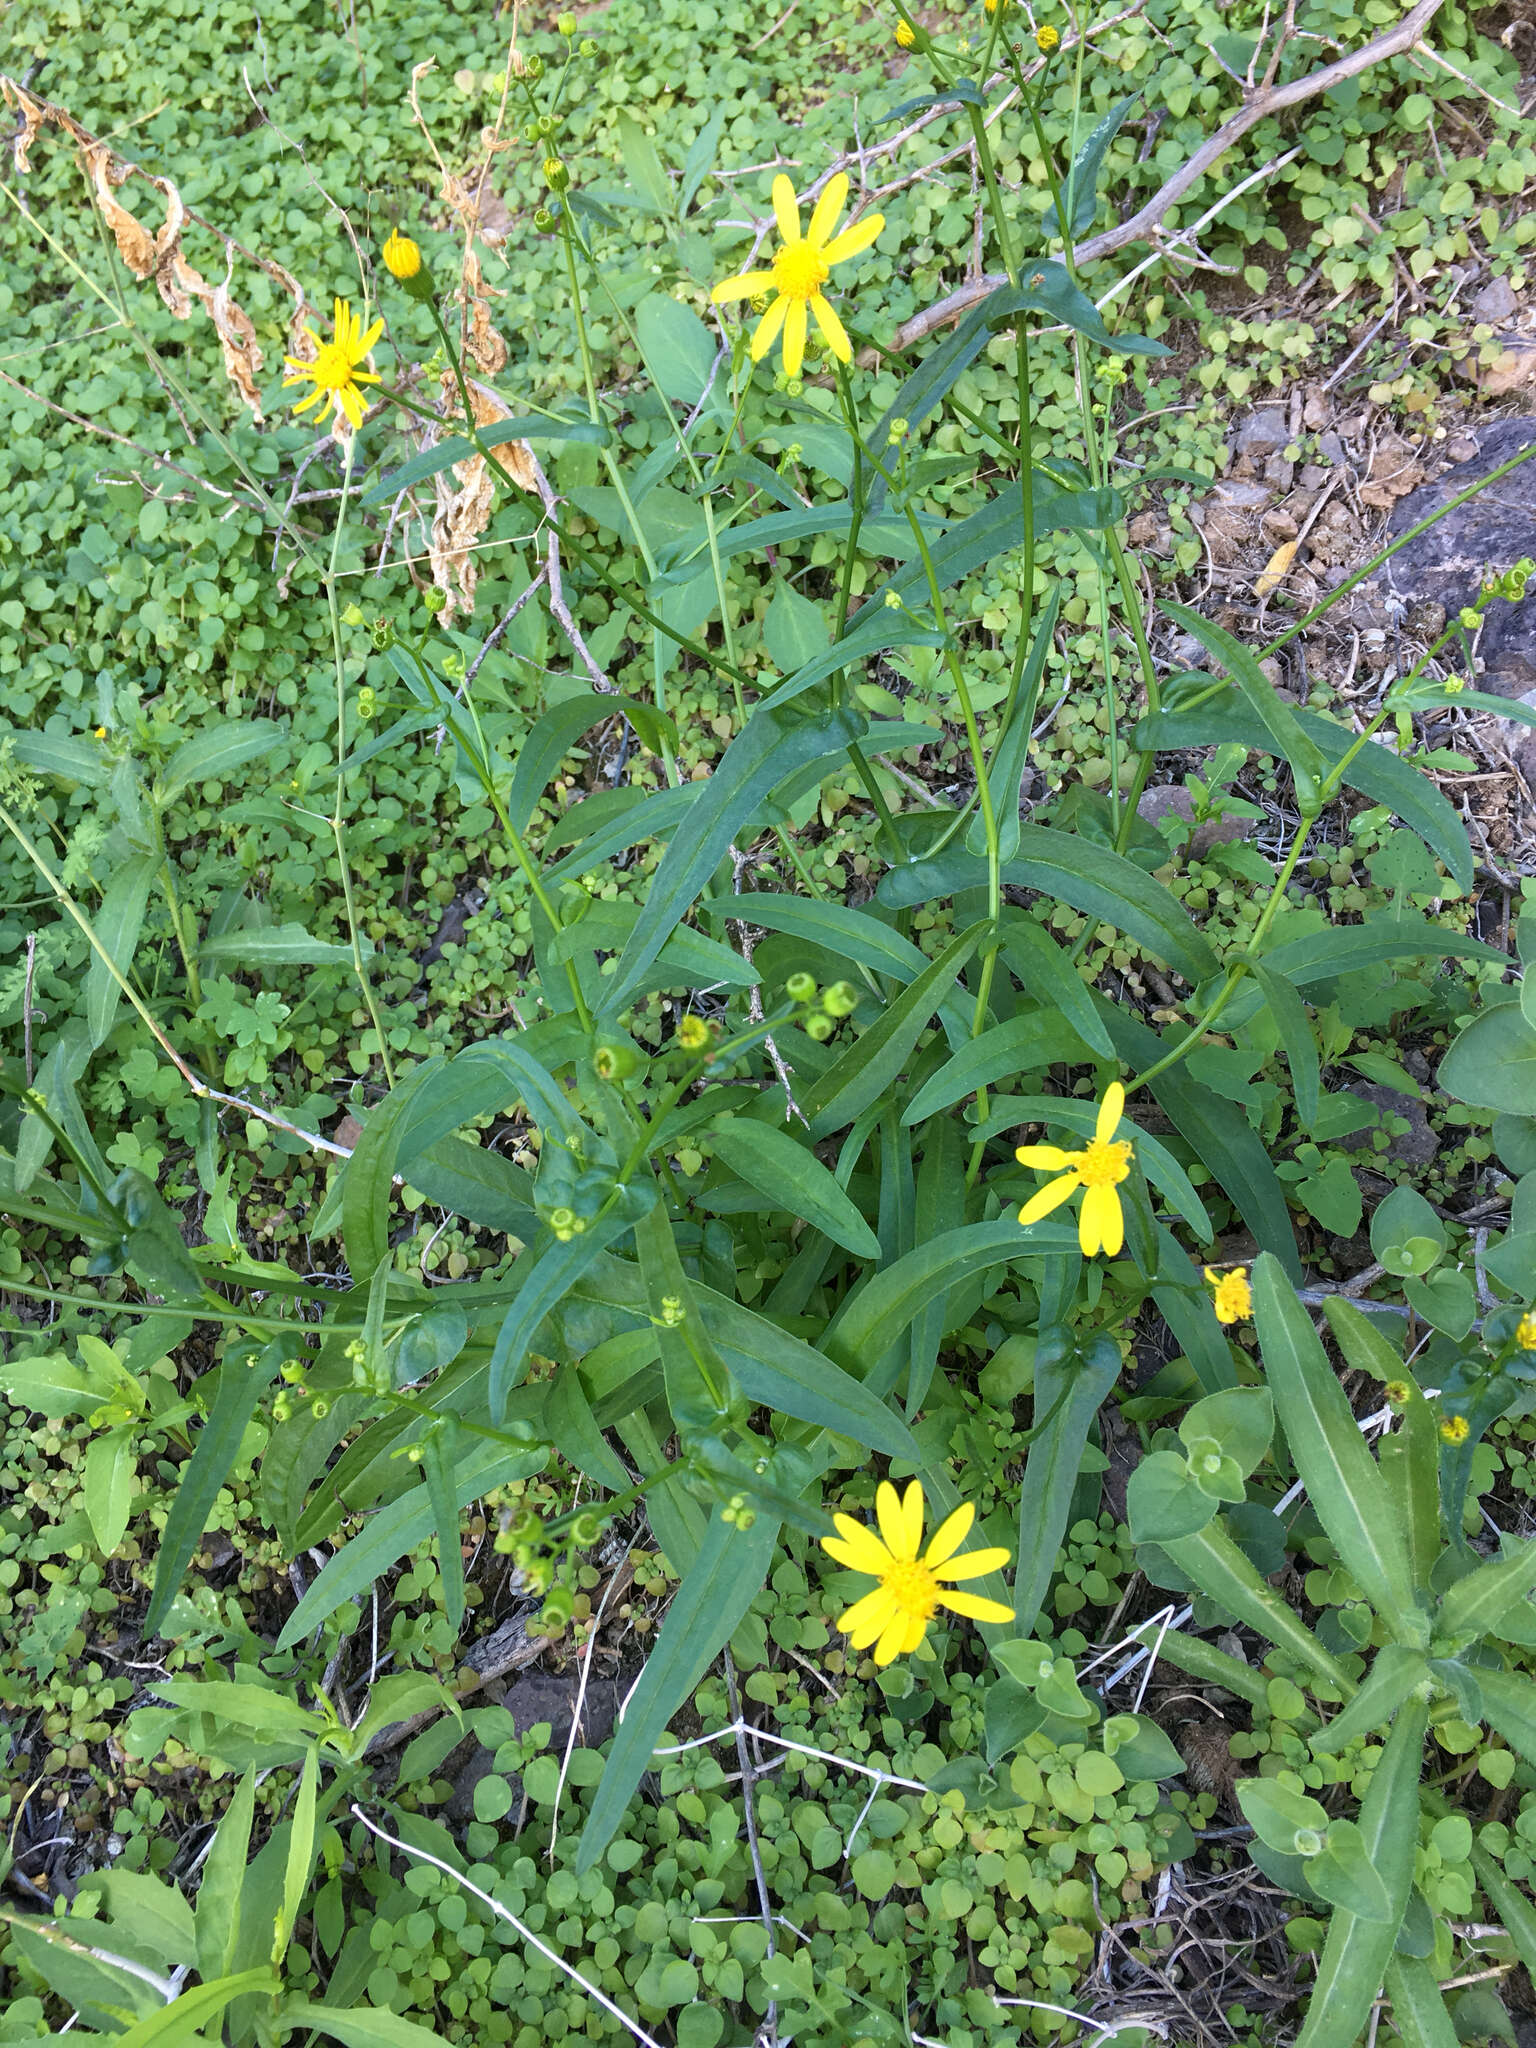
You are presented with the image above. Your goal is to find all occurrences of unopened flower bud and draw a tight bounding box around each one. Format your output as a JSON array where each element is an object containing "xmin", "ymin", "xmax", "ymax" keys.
[{"xmin": 785, "ymin": 971, "xmax": 817, "ymax": 1004}]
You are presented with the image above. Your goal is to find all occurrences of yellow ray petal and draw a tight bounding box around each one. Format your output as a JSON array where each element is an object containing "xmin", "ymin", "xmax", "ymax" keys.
[
  {"xmin": 782, "ymin": 298, "xmax": 808, "ymax": 377},
  {"xmin": 808, "ymin": 290, "xmax": 852, "ymax": 363},
  {"xmin": 873, "ymin": 1611, "xmax": 914, "ymax": 1665},
  {"xmin": 938, "ymin": 1590, "xmax": 1016, "ymax": 1624},
  {"xmin": 875, "ymin": 1480, "xmax": 915, "ymax": 1561},
  {"xmin": 1095, "ymin": 1080, "xmax": 1126, "ymax": 1145},
  {"xmin": 357, "ymin": 317, "xmax": 384, "ymax": 357},
  {"xmin": 290, "ymin": 386, "xmax": 327, "ymax": 416},
  {"xmin": 806, "ymin": 172, "xmax": 849, "ymax": 249},
  {"xmin": 823, "ymin": 1518, "xmax": 893, "ymax": 1575},
  {"xmin": 898, "ymin": 1478, "xmax": 926, "ymax": 1558},
  {"xmin": 933, "ymin": 1547, "xmax": 1013, "ymax": 1581},
  {"xmin": 711, "ymin": 270, "xmax": 776, "ymax": 304},
  {"xmin": 1014, "ymin": 1143, "xmax": 1072, "ymax": 1170},
  {"xmin": 898, "ymin": 1610, "xmax": 929, "ymax": 1655},
  {"xmin": 922, "ymin": 1501, "xmax": 974, "ymax": 1568},
  {"xmin": 1019, "ymin": 1173, "xmax": 1080, "ymax": 1227},
  {"xmin": 839, "ymin": 1586, "xmax": 897, "ymax": 1646},
  {"xmin": 748, "ymin": 294, "xmax": 789, "ymax": 362},
  {"xmin": 1079, "ymin": 1182, "xmax": 1123, "ymax": 1257},
  {"xmin": 772, "ymin": 173, "xmax": 801, "ymax": 245},
  {"xmin": 820, "ymin": 213, "xmax": 884, "ymax": 266}
]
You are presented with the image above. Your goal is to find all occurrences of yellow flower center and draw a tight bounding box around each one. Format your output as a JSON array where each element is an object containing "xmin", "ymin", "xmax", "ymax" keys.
[
  {"xmin": 308, "ymin": 341, "xmax": 360, "ymax": 394},
  {"xmin": 1077, "ymin": 1138, "xmax": 1132, "ymax": 1190},
  {"xmin": 773, "ymin": 240, "xmax": 830, "ymax": 303},
  {"xmin": 882, "ymin": 1558, "xmax": 938, "ymax": 1623}
]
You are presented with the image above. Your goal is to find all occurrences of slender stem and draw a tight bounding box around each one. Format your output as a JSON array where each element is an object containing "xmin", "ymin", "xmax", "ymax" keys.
[
  {"xmin": 325, "ymin": 440, "xmax": 396, "ymax": 1088},
  {"xmin": 149, "ymin": 800, "xmax": 204, "ymax": 1015}
]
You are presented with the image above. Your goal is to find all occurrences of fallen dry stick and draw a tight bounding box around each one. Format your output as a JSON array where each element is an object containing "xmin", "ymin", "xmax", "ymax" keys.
[{"xmin": 873, "ymin": 0, "xmax": 1445, "ymax": 357}]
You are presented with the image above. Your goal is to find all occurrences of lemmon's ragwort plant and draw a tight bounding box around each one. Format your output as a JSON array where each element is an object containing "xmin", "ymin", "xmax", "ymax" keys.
[{"xmin": 3, "ymin": 7, "xmax": 1536, "ymax": 2042}]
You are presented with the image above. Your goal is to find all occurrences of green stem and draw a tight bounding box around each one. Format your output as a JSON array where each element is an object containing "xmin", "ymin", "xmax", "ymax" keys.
[{"xmin": 325, "ymin": 439, "xmax": 396, "ymax": 1088}]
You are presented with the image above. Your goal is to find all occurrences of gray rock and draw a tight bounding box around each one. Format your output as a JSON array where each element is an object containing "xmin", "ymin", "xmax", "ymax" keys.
[
  {"xmin": 1382, "ymin": 416, "xmax": 1536, "ymax": 698},
  {"xmin": 1339, "ymin": 1082, "xmax": 1440, "ymax": 1168},
  {"xmin": 1317, "ymin": 431, "xmax": 1347, "ymax": 467},
  {"xmin": 1471, "ymin": 275, "xmax": 1518, "ymax": 323},
  {"xmin": 1138, "ymin": 785, "xmax": 1197, "ymax": 831},
  {"xmin": 445, "ymin": 1667, "xmax": 628, "ymax": 1824},
  {"xmin": 1232, "ymin": 408, "xmax": 1289, "ymax": 458}
]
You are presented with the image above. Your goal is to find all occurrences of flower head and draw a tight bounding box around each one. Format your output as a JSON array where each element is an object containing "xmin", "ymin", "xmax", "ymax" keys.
[
  {"xmin": 1439, "ymin": 1413, "xmax": 1470, "ymax": 1445},
  {"xmin": 1384, "ymin": 1380, "xmax": 1412, "ymax": 1406},
  {"xmin": 677, "ymin": 1014, "xmax": 713, "ymax": 1053},
  {"xmin": 283, "ymin": 298, "xmax": 384, "ymax": 433},
  {"xmin": 895, "ymin": 16, "xmax": 917, "ymax": 44},
  {"xmin": 821, "ymin": 1480, "xmax": 1013, "ymax": 1665},
  {"xmin": 1205, "ymin": 1266, "xmax": 1252, "ymax": 1325},
  {"xmin": 1015, "ymin": 1082, "xmax": 1134, "ymax": 1257},
  {"xmin": 1517, "ymin": 1313, "xmax": 1536, "ymax": 1352},
  {"xmin": 382, "ymin": 229, "xmax": 422, "ymax": 281},
  {"xmin": 1035, "ymin": 22, "xmax": 1060, "ymax": 48},
  {"xmin": 711, "ymin": 172, "xmax": 884, "ymax": 379}
]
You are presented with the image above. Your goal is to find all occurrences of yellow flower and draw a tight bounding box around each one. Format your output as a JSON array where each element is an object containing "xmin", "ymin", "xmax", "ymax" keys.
[
  {"xmin": 1015, "ymin": 1082, "xmax": 1134, "ymax": 1258},
  {"xmin": 1384, "ymin": 1380, "xmax": 1412, "ymax": 1406},
  {"xmin": 895, "ymin": 17, "xmax": 916, "ymax": 44},
  {"xmin": 283, "ymin": 298, "xmax": 384, "ymax": 433},
  {"xmin": 1439, "ymin": 1414, "xmax": 1470, "ymax": 1445},
  {"xmin": 821, "ymin": 1480, "xmax": 1014, "ymax": 1665},
  {"xmin": 93, "ymin": 725, "xmax": 108, "ymax": 739},
  {"xmin": 1205, "ymin": 1266, "xmax": 1252, "ymax": 1325},
  {"xmin": 711, "ymin": 172, "xmax": 884, "ymax": 379},
  {"xmin": 382, "ymin": 229, "xmax": 422, "ymax": 281},
  {"xmin": 1517, "ymin": 1313, "xmax": 1536, "ymax": 1351},
  {"xmin": 677, "ymin": 1014, "xmax": 713, "ymax": 1053},
  {"xmin": 984, "ymin": 0, "xmax": 1009, "ymax": 14},
  {"xmin": 1035, "ymin": 22, "xmax": 1060, "ymax": 48}
]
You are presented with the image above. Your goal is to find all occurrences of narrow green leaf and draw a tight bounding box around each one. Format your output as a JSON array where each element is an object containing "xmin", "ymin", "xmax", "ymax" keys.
[
  {"xmin": 85, "ymin": 852, "xmax": 156, "ymax": 1048},
  {"xmin": 488, "ymin": 1187, "xmax": 656, "ymax": 1422},
  {"xmin": 1014, "ymin": 1338, "xmax": 1120, "ymax": 1636},
  {"xmin": 199, "ymin": 923, "xmax": 364, "ymax": 969},
  {"xmin": 145, "ymin": 1343, "xmax": 284, "ymax": 1637},
  {"xmin": 576, "ymin": 1506, "xmax": 781, "ymax": 1871},
  {"xmin": 968, "ymin": 590, "xmax": 1062, "ymax": 865},
  {"xmin": 902, "ymin": 1009, "xmax": 1093, "ymax": 1126},
  {"xmin": 1295, "ymin": 1700, "xmax": 1428, "ymax": 2048},
  {"xmin": 908, "ymin": 1116, "xmax": 967, "ymax": 1414},
  {"xmin": 1158, "ymin": 1516, "xmax": 1355, "ymax": 1690},
  {"xmin": 804, "ymin": 921, "xmax": 987, "ymax": 1139},
  {"xmin": 1471, "ymin": 1844, "xmax": 1536, "ymax": 1984},
  {"xmin": 1438, "ymin": 1537, "xmax": 1536, "ymax": 1642},
  {"xmin": 158, "ymin": 721, "xmax": 282, "ymax": 799},
  {"xmin": 1136, "ymin": 699, "xmax": 1473, "ymax": 892},
  {"xmin": 282, "ymin": 2002, "xmax": 462, "ymax": 2048},
  {"xmin": 84, "ymin": 1428, "xmax": 136, "ymax": 1556},
  {"xmin": 1473, "ymin": 1665, "xmax": 1536, "ymax": 1768},
  {"xmin": 878, "ymin": 827, "xmax": 1218, "ymax": 986},
  {"xmin": 709, "ymin": 1117, "xmax": 880, "ymax": 1257},
  {"xmin": 275, "ymin": 1438, "xmax": 546, "ymax": 1649},
  {"xmin": 1161, "ymin": 602, "xmax": 1324, "ymax": 796},
  {"xmin": 825, "ymin": 1216, "xmax": 1078, "ymax": 1391},
  {"xmin": 276, "ymin": 1748, "xmax": 318, "ymax": 1961},
  {"xmin": 360, "ymin": 416, "xmax": 607, "ymax": 505},
  {"xmin": 1063, "ymin": 97, "xmax": 1139, "ymax": 237},
  {"xmin": 421, "ymin": 1429, "xmax": 466, "ymax": 1635},
  {"xmin": 616, "ymin": 111, "xmax": 674, "ymax": 214},
  {"xmin": 543, "ymin": 1367, "xmax": 632, "ymax": 1492},
  {"xmin": 610, "ymin": 702, "xmax": 868, "ymax": 1009},
  {"xmin": 1383, "ymin": 1956, "xmax": 1458, "ymax": 2048},
  {"xmin": 1260, "ymin": 920, "xmax": 1505, "ymax": 989},
  {"xmin": 195, "ymin": 1766, "xmax": 255, "ymax": 1982},
  {"xmin": 1310, "ymin": 1646, "xmax": 1428, "ymax": 1755},
  {"xmin": 1254, "ymin": 1255, "xmax": 1420, "ymax": 1636},
  {"xmin": 1138, "ymin": 1625, "xmax": 1271, "ymax": 1709},
  {"xmin": 0, "ymin": 726, "xmax": 111, "ymax": 787},
  {"xmin": 507, "ymin": 692, "xmax": 673, "ymax": 839},
  {"xmin": 1251, "ymin": 962, "xmax": 1320, "ymax": 1130},
  {"xmin": 995, "ymin": 904, "xmax": 1114, "ymax": 1055},
  {"xmin": 113, "ymin": 1971, "xmax": 278, "ymax": 2048}
]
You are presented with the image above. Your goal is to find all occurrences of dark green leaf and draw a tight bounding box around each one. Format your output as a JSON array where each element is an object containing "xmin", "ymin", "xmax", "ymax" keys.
[{"xmin": 709, "ymin": 1117, "xmax": 880, "ymax": 1257}]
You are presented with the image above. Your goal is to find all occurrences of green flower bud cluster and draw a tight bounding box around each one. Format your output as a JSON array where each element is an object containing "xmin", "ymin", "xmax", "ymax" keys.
[
  {"xmin": 786, "ymin": 974, "xmax": 858, "ymax": 1041},
  {"xmin": 720, "ymin": 1492, "xmax": 757, "ymax": 1530}
]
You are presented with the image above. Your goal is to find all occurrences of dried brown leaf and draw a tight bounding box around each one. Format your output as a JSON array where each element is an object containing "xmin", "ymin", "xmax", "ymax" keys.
[{"xmin": 1254, "ymin": 539, "xmax": 1298, "ymax": 600}]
